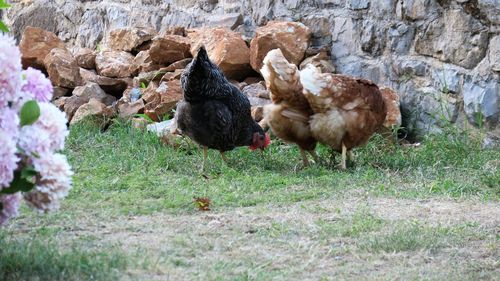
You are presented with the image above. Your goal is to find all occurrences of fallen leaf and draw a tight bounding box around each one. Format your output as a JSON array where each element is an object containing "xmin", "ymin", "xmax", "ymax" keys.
[{"xmin": 194, "ymin": 197, "xmax": 211, "ymax": 211}]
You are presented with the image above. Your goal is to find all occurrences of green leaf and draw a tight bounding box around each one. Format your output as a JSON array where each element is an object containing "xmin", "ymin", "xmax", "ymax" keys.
[
  {"xmin": 0, "ymin": 170, "xmax": 35, "ymax": 195},
  {"xmin": 21, "ymin": 166, "xmax": 37, "ymax": 179},
  {"xmin": 0, "ymin": 21, "xmax": 9, "ymax": 33},
  {"xmin": 0, "ymin": 1, "xmax": 11, "ymax": 9},
  {"xmin": 20, "ymin": 100, "xmax": 40, "ymax": 126},
  {"xmin": 140, "ymin": 82, "xmax": 147, "ymax": 89}
]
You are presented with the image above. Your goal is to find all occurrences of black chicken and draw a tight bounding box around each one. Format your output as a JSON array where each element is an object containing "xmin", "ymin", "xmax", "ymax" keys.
[{"xmin": 175, "ymin": 47, "xmax": 270, "ymax": 170}]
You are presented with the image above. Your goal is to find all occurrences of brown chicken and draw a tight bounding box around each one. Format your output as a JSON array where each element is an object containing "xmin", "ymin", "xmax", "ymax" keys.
[
  {"xmin": 299, "ymin": 65, "xmax": 387, "ymax": 169},
  {"xmin": 260, "ymin": 49, "xmax": 319, "ymax": 166}
]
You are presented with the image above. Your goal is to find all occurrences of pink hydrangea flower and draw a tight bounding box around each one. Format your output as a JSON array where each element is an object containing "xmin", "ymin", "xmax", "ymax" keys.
[
  {"xmin": 24, "ymin": 153, "xmax": 73, "ymax": 212},
  {"xmin": 0, "ymin": 107, "xmax": 20, "ymax": 138},
  {"xmin": 0, "ymin": 34, "xmax": 23, "ymax": 108},
  {"xmin": 21, "ymin": 67, "xmax": 54, "ymax": 103},
  {"xmin": 0, "ymin": 193, "xmax": 22, "ymax": 225},
  {"xmin": 0, "ymin": 132, "xmax": 19, "ymax": 189},
  {"xmin": 18, "ymin": 102, "xmax": 69, "ymax": 155}
]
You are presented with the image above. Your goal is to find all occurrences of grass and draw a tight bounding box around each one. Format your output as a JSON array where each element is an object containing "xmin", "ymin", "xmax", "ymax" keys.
[
  {"xmin": 61, "ymin": 119, "xmax": 499, "ymax": 217},
  {"xmin": 1, "ymin": 118, "xmax": 499, "ymax": 280},
  {"xmin": 358, "ymin": 221, "xmax": 485, "ymax": 253},
  {"xmin": 0, "ymin": 233, "xmax": 128, "ymax": 281}
]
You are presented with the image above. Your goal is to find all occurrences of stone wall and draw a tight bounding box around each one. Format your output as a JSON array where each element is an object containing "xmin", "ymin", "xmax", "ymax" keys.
[{"xmin": 3, "ymin": 0, "xmax": 500, "ymax": 142}]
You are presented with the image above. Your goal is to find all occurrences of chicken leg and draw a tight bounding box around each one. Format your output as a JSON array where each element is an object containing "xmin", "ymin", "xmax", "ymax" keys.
[
  {"xmin": 201, "ymin": 146, "xmax": 208, "ymax": 172},
  {"xmin": 219, "ymin": 151, "xmax": 228, "ymax": 164},
  {"xmin": 299, "ymin": 148, "xmax": 310, "ymax": 167},
  {"xmin": 339, "ymin": 142, "xmax": 347, "ymax": 170},
  {"xmin": 308, "ymin": 150, "xmax": 320, "ymax": 164}
]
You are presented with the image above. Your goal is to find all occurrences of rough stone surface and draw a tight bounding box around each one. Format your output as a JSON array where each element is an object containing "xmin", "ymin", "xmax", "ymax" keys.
[
  {"xmin": 79, "ymin": 68, "xmax": 129, "ymax": 97},
  {"xmin": 188, "ymin": 27, "xmax": 253, "ymax": 80},
  {"xmin": 44, "ymin": 48, "xmax": 81, "ymax": 88},
  {"xmin": 144, "ymin": 79, "xmax": 183, "ymax": 121},
  {"xmin": 250, "ymin": 21, "xmax": 311, "ymax": 72},
  {"xmin": 299, "ymin": 52, "xmax": 336, "ymax": 73},
  {"xmin": 242, "ymin": 83, "xmax": 270, "ymax": 99},
  {"xmin": 72, "ymin": 83, "xmax": 117, "ymax": 106},
  {"xmin": 107, "ymin": 27, "xmax": 156, "ymax": 52},
  {"xmin": 5, "ymin": 0, "xmax": 500, "ymax": 140},
  {"xmin": 415, "ymin": 9, "xmax": 489, "ymax": 69},
  {"xmin": 74, "ymin": 48, "xmax": 96, "ymax": 69},
  {"xmin": 130, "ymin": 50, "xmax": 162, "ymax": 76},
  {"xmin": 70, "ymin": 98, "xmax": 115, "ymax": 125},
  {"xmin": 149, "ymin": 35, "xmax": 192, "ymax": 65},
  {"xmin": 95, "ymin": 51, "xmax": 135, "ymax": 78},
  {"xmin": 118, "ymin": 99, "xmax": 145, "ymax": 119},
  {"xmin": 19, "ymin": 26, "xmax": 66, "ymax": 70},
  {"xmin": 52, "ymin": 86, "xmax": 70, "ymax": 100}
]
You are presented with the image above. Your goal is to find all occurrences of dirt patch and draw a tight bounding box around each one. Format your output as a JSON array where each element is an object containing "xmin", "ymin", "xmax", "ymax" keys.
[{"xmin": 20, "ymin": 196, "xmax": 498, "ymax": 280}]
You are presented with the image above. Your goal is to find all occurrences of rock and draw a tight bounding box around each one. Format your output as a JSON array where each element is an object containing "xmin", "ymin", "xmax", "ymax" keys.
[
  {"xmin": 52, "ymin": 97, "xmax": 69, "ymax": 111},
  {"xmin": 207, "ymin": 13, "xmax": 243, "ymax": 30},
  {"xmin": 392, "ymin": 57, "xmax": 428, "ymax": 77},
  {"xmin": 387, "ymin": 23, "xmax": 415, "ymax": 55},
  {"xmin": 349, "ymin": 0, "xmax": 370, "ymax": 10},
  {"xmin": 188, "ymin": 27, "xmax": 253, "ymax": 80},
  {"xmin": 118, "ymin": 99, "xmax": 145, "ymax": 119},
  {"xmin": 482, "ymin": 133, "xmax": 500, "ymax": 150},
  {"xmin": 242, "ymin": 83, "xmax": 270, "ymax": 99},
  {"xmin": 74, "ymin": 48, "xmax": 96, "ymax": 69},
  {"xmin": 161, "ymin": 26, "xmax": 186, "ymax": 36},
  {"xmin": 243, "ymin": 77, "xmax": 262, "ymax": 85},
  {"xmin": 477, "ymin": 0, "xmax": 500, "ymax": 25},
  {"xmin": 331, "ymin": 17, "xmax": 359, "ymax": 60},
  {"xmin": 250, "ymin": 21, "xmax": 311, "ymax": 72},
  {"xmin": 397, "ymin": 0, "xmax": 439, "ymax": 21},
  {"xmin": 400, "ymin": 86, "xmax": 460, "ymax": 137},
  {"xmin": 160, "ymin": 69, "xmax": 184, "ymax": 82},
  {"xmin": 301, "ymin": 15, "xmax": 332, "ymax": 49},
  {"xmin": 133, "ymin": 71, "xmax": 164, "ymax": 87},
  {"xmin": 79, "ymin": 68, "xmax": 129, "ymax": 97},
  {"xmin": 129, "ymin": 50, "xmax": 162, "ymax": 76},
  {"xmin": 415, "ymin": 9, "xmax": 489, "ymax": 69},
  {"xmin": 52, "ymin": 86, "xmax": 70, "ymax": 100},
  {"xmin": 234, "ymin": 17, "xmax": 256, "ymax": 43},
  {"xmin": 251, "ymin": 106, "xmax": 264, "ymax": 122},
  {"xmin": 164, "ymin": 58, "xmax": 192, "ymax": 72},
  {"xmin": 44, "ymin": 48, "xmax": 82, "ymax": 88},
  {"xmin": 144, "ymin": 80, "xmax": 183, "ymax": 121},
  {"xmin": 463, "ymin": 80, "xmax": 499, "ymax": 125},
  {"xmin": 299, "ymin": 52, "xmax": 336, "ymax": 73},
  {"xmin": 72, "ymin": 83, "xmax": 117, "ymax": 106},
  {"xmin": 76, "ymin": 8, "xmax": 105, "ymax": 49},
  {"xmin": 360, "ymin": 21, "xmax": 385, "ymax": 57},
  {"xmin": 379, "ymin": 87, "xmax": 402, "ymax": 129},
  {"xmin": 489, "ymin": 35, "xmax": 500, "ymax": 72},
  {"xmin": 248, "ymin": 96, "xmax": 271, "ymax": 107},
  {"xmin": 70, "ymin": 98, "xmax": 115, "ymax": 125},
  {"xmin": 430, "ymin": 67, "xmax": 463, "ymax": 94},
  {"xmin": 95, "ymin": 51, "xmax": 135, "ymax": 78},
  {"xmin": 19, "ymin": 26, "xmax": 66, "ymax": 70},
  {"xmin": 107, "ymin": 27, "xmax": 156, "ymax": 52},
  {"xmin": 64, "ymin": 95, "xmax": 87, "ymax": 121},
  {"xmin": 149, "ymin": 35, "xmax": 192, "ymax": 65}
]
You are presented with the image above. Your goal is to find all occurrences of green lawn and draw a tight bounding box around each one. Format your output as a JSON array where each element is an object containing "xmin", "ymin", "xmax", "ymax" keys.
[{"xmin": 1, "ymin": 119, "xmax": 499, "ymax": 280}]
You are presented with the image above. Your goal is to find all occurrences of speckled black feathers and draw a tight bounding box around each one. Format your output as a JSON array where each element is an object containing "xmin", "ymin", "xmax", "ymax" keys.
[{"xmin": 175, "ymin": 47, "xmax": 264, "ymax": 152}]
